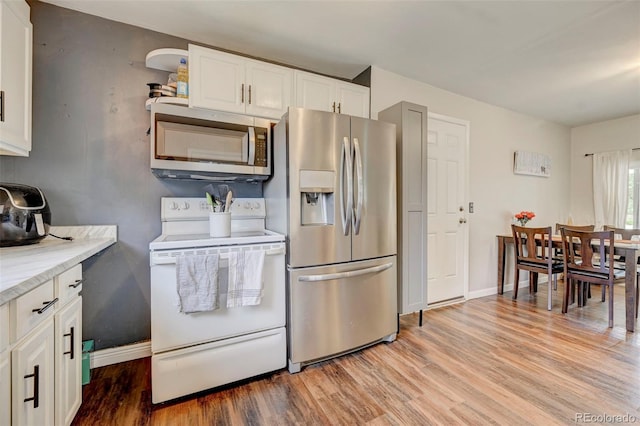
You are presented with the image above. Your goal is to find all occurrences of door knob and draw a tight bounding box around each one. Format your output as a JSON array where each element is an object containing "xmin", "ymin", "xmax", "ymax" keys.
[{"xmin": 459, "ymin": 218, "xmax": 467, "ymax": 224}]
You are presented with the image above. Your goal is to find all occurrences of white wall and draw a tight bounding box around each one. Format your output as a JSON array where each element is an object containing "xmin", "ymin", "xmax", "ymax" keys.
[
  {"xmin": 570, "ymin": 114, "xmax": 640, "ymax": 225},
  {"xmin": 370, "ymin": 66, "xmax": 572, "ymax": 296}
]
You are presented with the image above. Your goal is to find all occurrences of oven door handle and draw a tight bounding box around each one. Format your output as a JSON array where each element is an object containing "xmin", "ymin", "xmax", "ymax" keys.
[{"xmin": 151, "ymin": 246, "xmax": 285, "ymax": 265}]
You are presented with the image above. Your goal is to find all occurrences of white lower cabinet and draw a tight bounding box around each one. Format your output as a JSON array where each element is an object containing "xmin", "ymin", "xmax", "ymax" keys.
[
  {"xmin": 5, "ymin": 264, "xmax": 83, "ymax": 425},
  {"xmin": 1, "ymin": 349, "xmax": 10, "ymax": 426},
  {"xmin": 11, "ymin": 319, "xmax": 55, "ymax": 426},
  {"xmin": 55, "ymin": 297, "xmax": 82, "ymax": 426}
]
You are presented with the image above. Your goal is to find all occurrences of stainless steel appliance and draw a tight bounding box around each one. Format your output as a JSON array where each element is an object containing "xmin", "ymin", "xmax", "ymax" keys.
[
  {"xmin": 149, "ymin": 197, "xmax": 286, "ymax": 403},
  {"xmin": 150, "ymin": 103, "xmax": 272, "ymax": 181},
  {"xmin": 0, "ymin": 183, "xmax": 51, "ymax": 247},
  {"xmin": 264, "ymin": 108, "xmax": 397, "ymax": 373}
]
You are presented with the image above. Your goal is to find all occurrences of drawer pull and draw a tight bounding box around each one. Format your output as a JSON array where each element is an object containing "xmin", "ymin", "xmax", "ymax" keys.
[
  {"xmin": 23, "ymin": 365, "xmax": 40, "ymax": 408},
  {"xmin": 64, "ymin": 326, "xmax": 75, "ymax": 359},
  {"xmin": 32, "ymin": 298, "xmax": 58, "ymax": 314},
  {"xmin": 69, "ymin": 279, "xmax": 83, "ymax": 289}
]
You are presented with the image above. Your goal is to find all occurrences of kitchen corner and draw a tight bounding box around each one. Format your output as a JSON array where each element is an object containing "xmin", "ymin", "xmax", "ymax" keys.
[{"xmin": 0, "ymin": 225, "xmax": 117, "ymax": 304}]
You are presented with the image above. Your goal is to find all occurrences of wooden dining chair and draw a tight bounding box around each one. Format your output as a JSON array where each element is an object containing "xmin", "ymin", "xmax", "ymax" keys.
[
  {"xmin": 603, "ymin": 226, "xmax": 640, "ymax": 318},
  {"xmin": 555, "ymin": 223, "xmax": 595, "ymax": 233},
  {"xmin": 560, "ymin": 229, "xmax": 616, "ymax": 327},
  {"xmin": 553, "ymin": 224, "xmax": 596, "ymax": 298},
  {"xmin": 511, "ymin": 225, "xmax": 564, "ymax": 310}
]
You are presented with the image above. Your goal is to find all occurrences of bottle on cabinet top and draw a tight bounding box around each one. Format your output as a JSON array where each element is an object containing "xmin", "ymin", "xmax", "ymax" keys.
[{"xmin": 176, "ymin": 58, "xmax": 188, "ymax": 99}]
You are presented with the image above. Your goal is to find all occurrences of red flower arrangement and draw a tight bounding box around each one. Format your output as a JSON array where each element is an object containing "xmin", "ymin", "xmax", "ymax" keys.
[{"xmin": 515, "ymin": 211, "xmax": 535, "ymax": 226}]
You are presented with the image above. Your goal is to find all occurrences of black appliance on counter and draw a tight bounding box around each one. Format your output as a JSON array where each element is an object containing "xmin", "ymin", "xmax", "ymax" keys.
[{"xmin": 0, "ymin": 183, "xmax": 51, "ymax": 247}]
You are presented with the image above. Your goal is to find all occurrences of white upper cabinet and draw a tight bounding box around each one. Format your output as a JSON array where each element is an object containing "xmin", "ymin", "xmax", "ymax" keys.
[
  {"xmin": 0, "ymin": 0, "xmax": 32, "ymax": 157},
  {"xmin": 295, "ymin": 70, "xmax": 370, "ymax": 118},
  {"xmin": 189, "ymin": 44, "xmax": 292, "ymax": 120},
  {"xmin": 245, "ymin": 60, "xmax": 292, "ymax": 119},
  {"xmin": 335, "ymin": 81, "xmax": 370, "ymax": 118}
]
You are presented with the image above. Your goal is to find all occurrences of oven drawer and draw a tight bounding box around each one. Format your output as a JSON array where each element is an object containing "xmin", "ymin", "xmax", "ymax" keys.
[
  {"xmin": 151, "ymin": 327, "xmax": 286, "ymax": 403},
  {"xmin": 151, "ymin": 242, "xmax": 286, "ymax": 353}
]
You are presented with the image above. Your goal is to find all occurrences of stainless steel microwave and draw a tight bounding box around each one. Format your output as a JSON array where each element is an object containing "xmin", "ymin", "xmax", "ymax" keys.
[{"xmin": 150, "ymin": 104, "xmax": 272, "ymax": 181}]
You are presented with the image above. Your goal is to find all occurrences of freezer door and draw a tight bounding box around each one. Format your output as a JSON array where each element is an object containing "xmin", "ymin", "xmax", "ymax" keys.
[
  {"xmin": 288, "ymin": 256, "xmax": 397, "ymax": 366},
  {"xmin": 287, "ymin": 108, "xmax": 352, "ymax": 268},
  {"xmin": 350, "ymin": 117, "xmax": 397, "ymax": 261}
]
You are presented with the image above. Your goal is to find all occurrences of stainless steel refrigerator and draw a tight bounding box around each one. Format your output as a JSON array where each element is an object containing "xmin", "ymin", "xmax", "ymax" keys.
[{"xmin": 264, "ymin": 107, "xmax": 397, "ymax": 373}]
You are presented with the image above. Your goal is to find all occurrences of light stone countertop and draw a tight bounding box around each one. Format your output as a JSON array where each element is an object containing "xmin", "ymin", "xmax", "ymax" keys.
[{"xmin": 0, "ymin": 225, "xmax": 117, "ymax": 305}]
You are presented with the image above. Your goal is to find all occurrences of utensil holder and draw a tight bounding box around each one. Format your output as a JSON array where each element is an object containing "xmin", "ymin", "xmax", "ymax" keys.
[{"xmin": 209, "ymin": 212, "xmax": 231, "ymax": 237}]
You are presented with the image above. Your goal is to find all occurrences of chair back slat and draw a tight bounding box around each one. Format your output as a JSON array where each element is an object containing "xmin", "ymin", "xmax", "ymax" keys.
[
  {"xmin": 555, "ymin": 223, "xmax": 595, "ymax": 234},
  {"xmin": 511, "ymin": 225, "xmax": 553, "ymax": 267},
  {"xmin": 604, "ymin": 225, "xmax": 640, "ymax": 241}
]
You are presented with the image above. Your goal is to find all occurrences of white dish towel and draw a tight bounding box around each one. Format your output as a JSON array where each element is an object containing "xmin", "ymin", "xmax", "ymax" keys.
[
  {"xmin": 176, "ymin": 254, "xmax": 220, "ymax": 313},
  {"xmin": 227, "ymin": 250, "xmax": 265, "ymax": 308}
]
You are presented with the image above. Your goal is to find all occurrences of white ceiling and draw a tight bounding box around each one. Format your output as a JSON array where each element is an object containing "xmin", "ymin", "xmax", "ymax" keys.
[{"xmin": 41, "ymin": 0, "xmax": 640, "ymax": 127}]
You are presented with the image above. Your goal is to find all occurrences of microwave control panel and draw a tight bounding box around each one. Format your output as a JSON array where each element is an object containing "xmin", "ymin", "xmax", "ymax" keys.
[{"xmin": 255, "ymin": 130, "xmax": 267, "ymax": 167}]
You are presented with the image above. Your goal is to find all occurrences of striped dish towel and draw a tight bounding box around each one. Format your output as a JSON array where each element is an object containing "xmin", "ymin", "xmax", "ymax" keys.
[{"xmin": 226, "ymin": 250, "xmax": 265, "ymax": 307}]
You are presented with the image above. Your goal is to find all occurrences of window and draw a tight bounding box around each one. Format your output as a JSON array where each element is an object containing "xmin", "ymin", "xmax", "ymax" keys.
[{"xmin": 626, "ymin": 156, "xmax": 640, "ymax": 229}]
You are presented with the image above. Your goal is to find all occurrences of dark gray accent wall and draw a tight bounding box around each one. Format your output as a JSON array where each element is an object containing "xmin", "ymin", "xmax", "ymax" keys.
[{"xmin": 0, "ymin": 1, "xmax": 260, "ymax": 349}]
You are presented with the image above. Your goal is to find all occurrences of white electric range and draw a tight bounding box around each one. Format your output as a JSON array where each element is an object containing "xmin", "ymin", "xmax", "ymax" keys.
[{"xmin": 149, "ymin": 197, "xmax": 286, "ymax": 404}]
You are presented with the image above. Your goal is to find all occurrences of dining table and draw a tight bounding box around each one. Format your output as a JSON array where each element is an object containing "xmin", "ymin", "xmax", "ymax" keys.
[{"xmin": 496, "ymin": 233, "xmax": 640, "ymax": 332}]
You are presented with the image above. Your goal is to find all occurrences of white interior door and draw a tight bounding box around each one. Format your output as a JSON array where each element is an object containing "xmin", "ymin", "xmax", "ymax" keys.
[{"xmin": 427, "ymin": 113, "xmax": 468, "ymax": 304}]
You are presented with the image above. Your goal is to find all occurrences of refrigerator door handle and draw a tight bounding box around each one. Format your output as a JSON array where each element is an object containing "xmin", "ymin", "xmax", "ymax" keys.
[
  {"xmin": 297, "ymin": 262, "xmax": 393, "ymax": 282},
  {"xmin": 352, "ymin": 137, "xmax": 364, "ymax": 234},
  {"xmin": 340, "ymin": 136, "xmax": 353, "ymax": 236}
]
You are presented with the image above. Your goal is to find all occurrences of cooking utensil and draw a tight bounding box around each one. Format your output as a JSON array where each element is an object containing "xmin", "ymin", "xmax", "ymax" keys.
[
  {"xmin": 218, "ymin": 184, "xmax": 230, "ymax": 210},
  {"xmin": 224, "ymin": 191, "xmax": 233, "ymax": 212}
]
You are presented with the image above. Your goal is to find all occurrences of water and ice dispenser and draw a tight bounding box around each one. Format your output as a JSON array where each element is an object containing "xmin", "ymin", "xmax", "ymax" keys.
[{"xmin": 299, "ymin": 170, "xmax": 334, "ymax": 226}]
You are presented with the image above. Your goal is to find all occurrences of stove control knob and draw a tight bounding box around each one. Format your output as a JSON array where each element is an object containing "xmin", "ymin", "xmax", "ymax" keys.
[
  {"xmin": 244, "ymin": 202, "xmax": 251, "ymax": 209},
  {"xmin": 169, "ymin": 202, "xmax": 178, "ymax": 210},
  {"xmin": 253, "ymin": 202, "xmax": 261, "ymax": 210},
  {"xmin": 181, "ymin": 202, "xmax": 190, "ymax": 210}
]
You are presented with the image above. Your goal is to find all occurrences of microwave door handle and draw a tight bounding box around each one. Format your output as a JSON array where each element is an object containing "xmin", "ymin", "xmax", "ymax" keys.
[{"xmin": 247, "ymin": 127, "xmax": 256, "ymax": 166}]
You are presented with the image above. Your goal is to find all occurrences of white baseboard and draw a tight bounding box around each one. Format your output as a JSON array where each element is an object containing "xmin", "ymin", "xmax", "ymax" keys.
[
  {"xmin": 467, "ymin": 287, "xmax": 503, "ymax": 299},
  {"xmin": 467, "ymin": 276, "xmax": 550, "ymax": 300},
  {"xmin": 90, "ymin": 341, "xmax": 151, "ymax": 369}
]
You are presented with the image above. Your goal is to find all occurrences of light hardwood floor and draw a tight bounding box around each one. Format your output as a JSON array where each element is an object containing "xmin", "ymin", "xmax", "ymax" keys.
[{"xmin": 72, "ymin": 282, "xmax": 640, "ymax": 425}]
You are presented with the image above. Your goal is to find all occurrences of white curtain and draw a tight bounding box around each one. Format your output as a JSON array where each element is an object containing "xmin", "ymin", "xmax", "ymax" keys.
[{"xmin": 593, "ymin": 149, "xmax": 631, "ymax": 229}]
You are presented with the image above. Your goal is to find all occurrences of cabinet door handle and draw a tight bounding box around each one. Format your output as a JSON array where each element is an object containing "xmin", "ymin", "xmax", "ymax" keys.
[
  {"xmin": 32, "ymin": 297, "xmax": 58, "ymax": 314},
  {"xmin": 241, "ymin": 83, "xmax": 244, "ymax": 103},
  {"xmin": 0, "ymin": 90, "xmax": 4, "ymax": 122},
  {"xmin": 248, "ymin": 85, "xmax": 252, "ymax": 104},
  {"xmin": 332, "ymin": 101, "xmax": 336, "ymax": 113},
  {"xmin": 24, "ymin": 365, "xmax": 40, "ymax": 408},
  {"xmin": 337, "ymin": 102, "xmax": 341, "ymax": 114},
  {"xmin": 64, "ymin": 326, "xmax": 75, "ymax": 359},
  {"xmin": 69, "ymin": 279, "xmax": 83, "ymax": 289}
]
